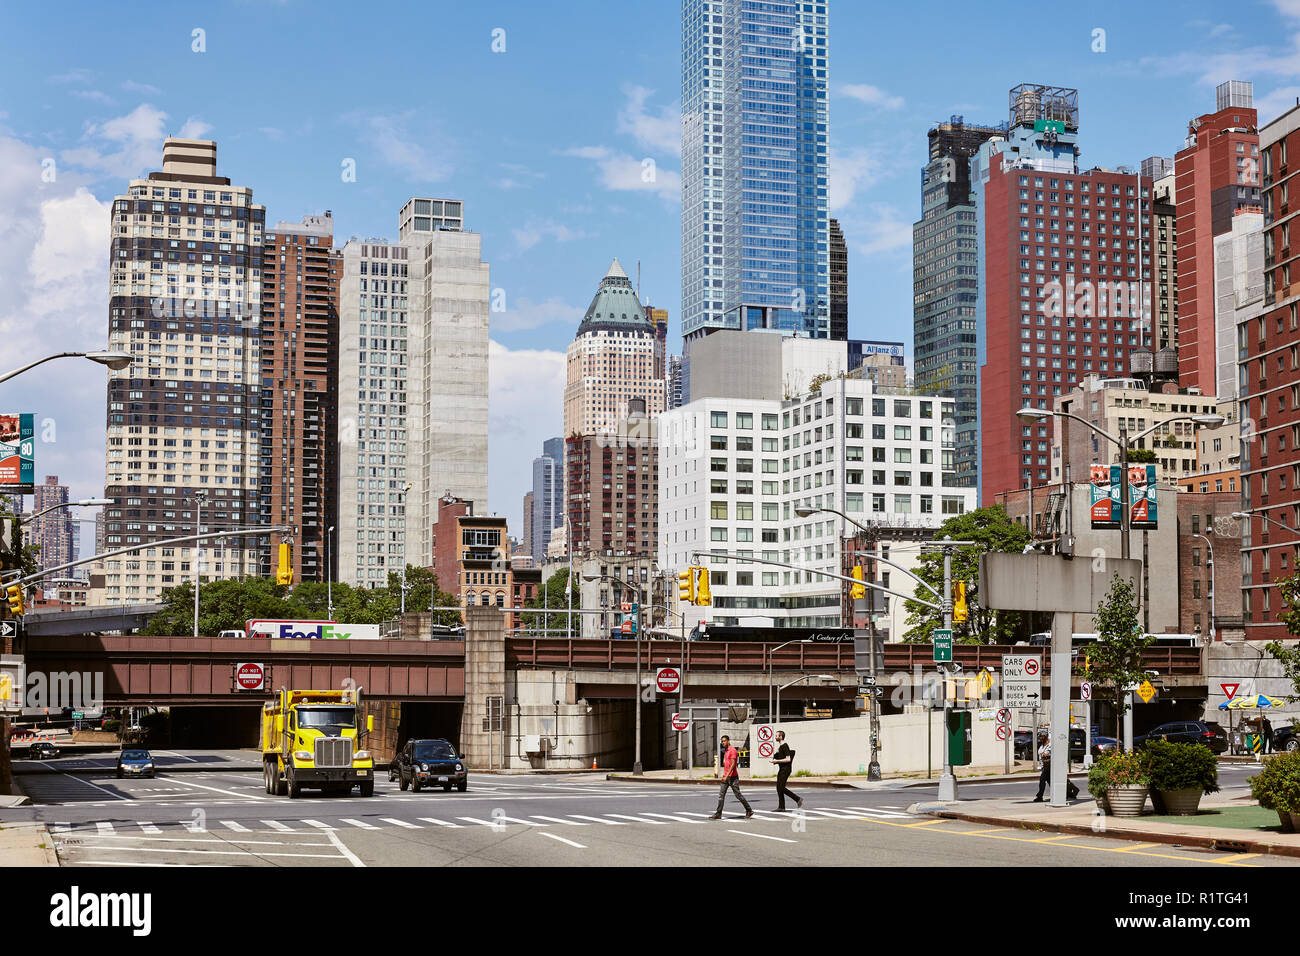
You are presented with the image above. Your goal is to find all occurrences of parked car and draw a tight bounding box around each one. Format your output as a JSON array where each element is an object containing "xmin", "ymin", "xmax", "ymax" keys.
[
  {"xmin": 1090, "ymin": 731, "xmax": 1118, "ymax": 757},
  {"xmin": 1015, "ymin": 728, "xmax": 1086, "ymax": 762},
  {"xmin": 1270, "ymin": 724, "xmax": 1300, "ymax": 752},
  {"xmin": 116, "ymin": 749, "xmax": 155, "ymax": 778},
  {"xmin": 26, "ymin": 742, "xmax": 60, "ymax": 760},
  {"xmin": 1014, "ymin": 730, "xmax": 1035, "ymax": 760},
  {"xmin": 393, "ymin": 739, "xmax": 467, "ymax": 792},
  {"xmin": 1133, "ymin": 720, "xmax": 1228, "ymax": 754}
]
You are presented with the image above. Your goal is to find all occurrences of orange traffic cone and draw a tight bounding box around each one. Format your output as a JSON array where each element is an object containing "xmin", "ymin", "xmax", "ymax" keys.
[{"xmin": 592, "ymin": 759, "xmax": 598, "ymax": 770}]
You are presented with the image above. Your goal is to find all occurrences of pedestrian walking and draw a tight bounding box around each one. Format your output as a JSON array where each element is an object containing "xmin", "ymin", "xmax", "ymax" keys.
[
  {"xmin": 1261, "ymin": 715, "xmax": 1274, "ymax": 754},
  {"xmin": 770, "ymin": 730, "xmax": 804, "ymax": 811},
  {"xmin": 1033, "ymin": 734, "xmax": 1078, "ymax": 802},
  {"xmin": 710, "ymin": 734, "xmax": 753, "ymax": 820}
]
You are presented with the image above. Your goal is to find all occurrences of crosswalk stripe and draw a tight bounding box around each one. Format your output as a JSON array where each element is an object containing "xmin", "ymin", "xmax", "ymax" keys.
[
  {"xmin": 262, "ymin": 820, "xmax": 293, "ymax": 832},
  {"xmin": 643, "ymin": 812, "xmax": 703, "ymax": 824},
  {"xmin": 844, "ymin": 805, "xmax": 911, "ymax": 818},
  {"xmin": 495, "ymin": 815, "xmax": 544, "ymax": 826},
  {"xmin": 49, "ymin": 823, "xmax": 71, "ymax": 834},
  {"xmin": 417, "ymin": 817, "xmax": 462, "ymax": 828},
  {"xmin": 96, "ymin": 822, "xmax": 115, "ymax": 835},
  {"xmin": 530, "ymin": 815, "xmax": 587, "ymax": 826},
  {"xmin": 568, "ymin": 814, "xmax": 626, "ymax": 825},
  {"xmin": 340, "ymin": 818, "xmax": 380, "ymax": 830},
  {"xmin": 381, "ymin": 818, "xmax": 421, "ymax": 829},
  {"xmin": 302, "ymin": 820, "xmax": 335, "ymax": 830},
  {"xmin": 457, "ymin": 816, "xmax": 501, "ymax": 827},
  {"xmin": 799, "ymin": 808, "xmax": 862, "ymax": 819},
  {"xmin": 607, "ymin": 813, "xmax": 669, "ymax": 825},
  {"xmin": 138, "ymin": 822, "xmax": 161, "ymax": 834},
  {"xmin": 219, "ymin": 821, "xmax": 250, "ymax": 832}
]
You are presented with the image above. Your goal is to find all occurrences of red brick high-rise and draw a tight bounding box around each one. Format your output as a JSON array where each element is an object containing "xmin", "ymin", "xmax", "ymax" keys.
[
  {"xmin": 260, "ymin": 214, "xmax": 340, "ymax": 584},
  {"xmin": 1240, "ymin": 104, "xmax": 1300, "ymax": 640},
  {"xmin": 1174, "ymin": 81, "xmax": 1260, "ymax": 393}
]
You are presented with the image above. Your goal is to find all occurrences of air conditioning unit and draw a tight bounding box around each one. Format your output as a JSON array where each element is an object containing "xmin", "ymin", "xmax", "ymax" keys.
[{"xmin": 522, "ymin": 734, "xmax": 542, "ymax": 753}]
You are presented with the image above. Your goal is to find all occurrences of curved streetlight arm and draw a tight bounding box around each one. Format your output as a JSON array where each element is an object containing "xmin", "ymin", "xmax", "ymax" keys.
[
  {"xmin": 1235, "ymin": 511, "xmax": 1300, "ymax": 538},
  {"xmin": 0, "ymin": 352, "xmax": 94, "ymax": 386},
  {"xmin": 1129, "ymin": 414, "xmax": 1214, "ymax": 446},
  {"xmin": 844, "ymin": 549, "xmax": 943, "ymax": 600},
  {"xmin": 1034, "ymin": 410, "xmax": 1124, "ymax": 450},
  {"xmin": 692, "ymin": 549, "xmax": 942, "ymax": 612},
  {"xmin": 798, "ymin": 504, "xmax": 945, "ymax": 600}
]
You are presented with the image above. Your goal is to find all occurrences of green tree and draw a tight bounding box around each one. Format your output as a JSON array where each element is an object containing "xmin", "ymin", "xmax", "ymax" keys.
[
  {"xmin": 1081, "ymin": 573, "xmax": 1151, "ymax": 747},
  {"xmin": 0, "ymin": 494, "xmax": 41, "ymax": 580},
  {"xmin": 519, "ymin": 568, "xmax": 580, "ymax": 636},
  {"xmin": 1267, "ymin": 573, "xmax": 1300, "ymax": 703},
  {"xmin": 902, "ymin": 505, "xmax": 1032, "ymax": 643}
]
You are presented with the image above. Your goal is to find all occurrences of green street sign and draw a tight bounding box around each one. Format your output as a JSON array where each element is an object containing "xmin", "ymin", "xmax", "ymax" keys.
[
  {"xmin": 71, "ymin": 712, "xmax": 83, "ymax": 719},
  {"xmin": 933, "ymin": 629, "xmax": 953, "ymax": 663}
]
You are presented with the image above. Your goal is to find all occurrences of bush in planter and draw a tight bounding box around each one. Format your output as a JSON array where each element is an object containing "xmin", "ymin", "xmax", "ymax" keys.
[
  {"xmin": 1087, "ymin": 750, "xmax": 1150, "ymax": 800},
  {"xmin": 1249, "ymin": 751, "xmax": 1300, "ymax": 814},
  {"xmin": 1145, "ymin": 740, "xmax": 1219, "ymax": 795}
]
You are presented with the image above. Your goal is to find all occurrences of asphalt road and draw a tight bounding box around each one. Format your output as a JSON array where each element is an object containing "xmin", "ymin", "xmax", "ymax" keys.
[{"xmin": 6, "ymin": 754, "xmax": 1293, "ymax": 868}]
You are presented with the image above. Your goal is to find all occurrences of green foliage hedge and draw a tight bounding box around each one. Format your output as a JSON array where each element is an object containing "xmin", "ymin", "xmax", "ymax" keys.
[{"xmin": 1249, "ymin": 751, "xmax": 1300, "ymax": 813}]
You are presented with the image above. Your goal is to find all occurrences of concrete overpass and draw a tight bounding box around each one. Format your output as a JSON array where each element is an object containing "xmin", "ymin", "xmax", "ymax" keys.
[{"xmin": 22, "ymin": 603, "xmax": 164, "ymax": 637}]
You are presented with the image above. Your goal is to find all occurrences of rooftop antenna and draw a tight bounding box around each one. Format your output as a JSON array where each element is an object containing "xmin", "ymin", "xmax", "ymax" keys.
[{"xmin": 637, "ymin": 260, "xmax": 641, "ymax": 301}]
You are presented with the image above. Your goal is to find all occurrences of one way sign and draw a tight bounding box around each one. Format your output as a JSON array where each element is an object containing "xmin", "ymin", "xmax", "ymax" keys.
[{"xmin": 0, "ymin": 621, "xmax": 16, "ymax": 638}]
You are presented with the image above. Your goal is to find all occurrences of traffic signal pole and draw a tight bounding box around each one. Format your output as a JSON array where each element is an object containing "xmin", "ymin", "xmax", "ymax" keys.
[{"xmin": 938, "ymin": 542, "xmax": 957, "ymax": 802}]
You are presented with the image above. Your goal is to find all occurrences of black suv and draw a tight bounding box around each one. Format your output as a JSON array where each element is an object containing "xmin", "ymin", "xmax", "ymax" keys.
[
  {"xmin": 392, "ymin": 739, "xmax": 467, "ymax": 792},
  {"xmin": 1134, "ymin": 720, "xmax": 1228, "ymax": 754},
  {"xmin": 26, "ymin": 742, "xmax": 60, "ymax": 760}
]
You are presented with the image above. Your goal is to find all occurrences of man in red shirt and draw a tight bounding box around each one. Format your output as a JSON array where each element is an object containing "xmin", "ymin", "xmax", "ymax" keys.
[{"xmin": 709, "ymin": 734, "xmax": 753, "ymax": 819}]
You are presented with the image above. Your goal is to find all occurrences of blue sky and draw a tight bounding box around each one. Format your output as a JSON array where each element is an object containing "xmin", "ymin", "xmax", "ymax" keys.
[{"xmin": 3, "ymin": 0, "xmax": 1300, "ymax": 547}]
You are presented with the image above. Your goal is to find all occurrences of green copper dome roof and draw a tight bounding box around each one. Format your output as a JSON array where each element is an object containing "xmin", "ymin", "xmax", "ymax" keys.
[{"xmin": 575, "ymin": 259, "xmax": 651, "ymax": 336}]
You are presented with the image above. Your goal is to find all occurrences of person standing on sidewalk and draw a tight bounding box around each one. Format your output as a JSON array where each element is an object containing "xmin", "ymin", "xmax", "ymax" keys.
[
  {"xmin": 770, "ymin": 730, "xmax": 804, "ymax": 811},
  {"xmin": 1261, "ymin": 715, "xmax": 1274, "ymax": 754},
  {"xmin": 1033, "ymin": 734, "xmax": 1078, "ymax": 802},
  {"xmin": 710, "ymin": 734, "xmax": 753, "ymax": 819}
]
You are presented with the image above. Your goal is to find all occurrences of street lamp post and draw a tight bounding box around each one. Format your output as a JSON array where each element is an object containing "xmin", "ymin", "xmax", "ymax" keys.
[
  {"xmin": 585, "ymin": 572, "xmax": 645, "ymax": 775},
  {"xmin": 565, "ymin": 514, "xmax": 574, "ymax": 640},
  {"xmin": 766, "ymin": 638, "xmax": 812, "ymax": 724},
  {"xmin": 776, "ymin": 674, "xmax": 838, "ymax": 727},
  {"xmin": 400, "ymin": 482, "xmax": 412, "ymax": 616},
  {"xmin": 1193, "ymin": 532, "xmax": 1215, "ymax": 644},
  {"xmin": 0, "ymin": 349, "xmax": 133, "ymax": 386},
  {"xmin": 327, "ymin": 525, "xmax": 335, "ymax": 619},
  {"xmin": 187, "ymin": 491, "xmax": 207, "ymax": 639}
]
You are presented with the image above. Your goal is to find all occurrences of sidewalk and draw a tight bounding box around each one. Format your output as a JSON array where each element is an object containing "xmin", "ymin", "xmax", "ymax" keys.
[
  {"xmin": 0, "ymin": 775, "xmax": 57, "ymax": 867},
  {"xmin": 908, "ymin": 786, "xmax": 1300, "ymax": 859},
  {"xmin": 606, "ymin": 762, "xmax": 1046, "ymax": 790}
]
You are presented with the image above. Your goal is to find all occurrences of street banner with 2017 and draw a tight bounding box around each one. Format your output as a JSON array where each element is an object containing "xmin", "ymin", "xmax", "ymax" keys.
[
  {"xmin": 0, "ymin": 414, "xmax": 34, "ymax": 495},
  {"xmin": 1089, "ymin": 463, "xmax": 1157, "ymax": 531}
]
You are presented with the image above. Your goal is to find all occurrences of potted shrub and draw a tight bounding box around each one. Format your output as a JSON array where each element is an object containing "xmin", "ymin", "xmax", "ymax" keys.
[
  {"xmin": 1144, "ymin": 740, "xmax": 1219, "ymax": 815},
  {"xmin": 1087, "ymin": 751, "xmax": 1150, "ymax": 816},
  {"xmin": 1248, "ymin": 750, "xmax": 1300, "ymax": 832}
]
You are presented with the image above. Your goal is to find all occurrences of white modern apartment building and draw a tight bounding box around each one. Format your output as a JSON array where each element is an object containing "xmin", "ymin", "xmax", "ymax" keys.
[
  {"xmin": 337, "ymin": 198, "xmax": 490, "ymax": 587},
  {"xmin": 659, "ymin": 376, "xmax": 975, "ymax": 628}
]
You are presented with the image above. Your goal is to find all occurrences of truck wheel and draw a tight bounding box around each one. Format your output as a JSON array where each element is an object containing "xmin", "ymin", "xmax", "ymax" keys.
[
  {"xmin": 412, "ymin": 776, "xmax": 422, "ymax": 793},
  {"xmin": 399, "ymin": 771, "xmax": 409, "ymax": 791},
  {"xmin": 264, "ymin": 762, "xmax": 273, "ymax": 794},
  {"xmin": 360, "ymin": 780, "xmax": 374, "ymax": 797},
  {"xmin": 287, "ymin": 768, "xmax": 301, "ymax": 799},
  {"xmin": 442, "ymin": 782, "xmax": 452, "ymax": 792}
]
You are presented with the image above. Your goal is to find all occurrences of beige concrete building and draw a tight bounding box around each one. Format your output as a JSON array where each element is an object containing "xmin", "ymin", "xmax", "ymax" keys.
[{"xmin": 563, "ymin": 260, "xmax": 666, "ymax": 440}]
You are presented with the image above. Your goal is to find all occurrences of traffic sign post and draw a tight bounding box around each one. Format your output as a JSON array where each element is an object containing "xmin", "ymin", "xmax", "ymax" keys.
[
  {"xmin": 656, "ymin": 667, "xmax": 681, "ymax": 696},
  {"xmin": 235, "ymin": 662, "xmax": 266, "ymax": 692},
  {"xmin": 933, "ymin": 628, "xmax": 953, "ymax": 663},
  {"xmin": 0, "ymin": 620, "xmax": 17, "ymax": 639},
  {"xmin": 671, "ymin": 713, "xmax": 689, "ymax": 732},
  {"xmin": 1001, "ymin": 654, "xmax": 1042, "ymax": 709},
  {"xmin": 996, "ymin": 704, "xmax": 1012, "ymax": 773}
]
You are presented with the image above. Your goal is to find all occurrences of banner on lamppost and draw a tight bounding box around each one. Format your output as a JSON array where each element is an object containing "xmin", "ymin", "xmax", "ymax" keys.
[
  {"xmin": 1089, "ymin": 463, "xmax": 1157, "ymax": 531},
  {"xmin": 0, "ymin": 414, "xmax": 35, "ymax": 495}
]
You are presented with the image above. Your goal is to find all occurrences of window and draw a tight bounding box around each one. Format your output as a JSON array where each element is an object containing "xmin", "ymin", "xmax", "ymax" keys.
[
  {"xmin": 710, "ymin": 435, "xmax": 728, "ymax": 450},
  {"xmin": 710, "ymin": 528, "xmax": 728, "ymax": 541},
  {"xmin": 762, "ymin": 414, "xmax": 779, "ymax": 430},
  {"xmin": 894, "ymin": 425, "xmax": 911, "ymax": 440},
  {"xmin": 736, "ymin": 412, "xmax": 753, "ymax": 429},
  {"xmin": 710, "ymin": 411, "xmax": 727, "ymax": 428},
  {"xmin": 736, "ymin": 502, "xmax": 753, "ymax": 521},
  {"xmin": 710, "ymin": 501, "xmax": 728, "ymax": 520}
]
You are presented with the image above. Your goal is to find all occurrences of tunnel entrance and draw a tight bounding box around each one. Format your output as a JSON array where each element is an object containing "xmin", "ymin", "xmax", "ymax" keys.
[{"xmin": 168, "ymin": 705, "xmax": 263, "ymax": 749}]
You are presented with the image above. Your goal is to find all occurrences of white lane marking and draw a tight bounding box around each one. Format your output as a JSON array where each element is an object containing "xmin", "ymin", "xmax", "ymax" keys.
[
  {"xmin": 302, "ymin": 819, "xmax": 336, "ymax": 830},
  {"xmin": 138, "ymin": 821, "xmax": 161, "ymax": 834},
  {"xmin": 79, "ymin": 860, "xmax": 219, "ymax": 867},
  {"xmin": 219, "ymin": 821, "xmax": 250, "ymax": 832},
  {"xmin": 49, "ymin": 823, "xmax": 71, "ymax": 834},
  {"xmin": 495, "ymin": 815, "xmax": 545, "ymax": 827},
  {"xmin": 95, "ymin": 822, "xmax": 115, "ymax": 835},
  {"xmin": 844, "ymin": 805, "xmax": 912, "ymax": 818},
  {"xmin": 530, "ymin": 815, "xmax": 588, "ymax": 826},
  {"xmin": 457, "ymin": 817, "xmax": 501, "ymax": 827},
  {"xmin": 607, "ymin": 813, "xmax": 669, "ymax": 825},
  {"xmin": 644, "ymin": 812, "xmax": 704, "ymax": 824},
  {"xmin": 340, "ymin": 818, "xmax": 380, "ymax": 830},
  {"xmin": 328, "ymin": 829, "xmax": 365, "ymax": 868},
  {"xmin": 727, "ymin": 829, "xmax": 797, "ymax": 843},
  {"xmin": 799, "ymin": 808, "xmax": 864, "ymax": 819},
  {"xmin": 158, "ymin": 777, "xmax": 268, "ymax": 801},
  {"xmin": 42, "ymin": 767, "xmax": 129, "ymax": 801},
  {"xmin": 381, "ymin": 818, "xmax": 421, "ymax": 829},
  {"xmin": 63, "ymin": 833, "xmax": 332, "ymax": 847},
  {"xmin": 417, "ymin": 817, "xmax": 462, "ymax": 828},
  {"xmin": 539, "ymin": 832, "xmax": 586, "ymax": 849},
  {"xmin": 568, "ymin": 814, "xmax": 626, "ymax": 825},
  {"xmin": 154, "ymin": 750, "xmax": 198, "ymax": 762},
  {"xmin": 72, "ymin": 844, "xmax": 341, "ymax": 859},
  {"xmin": 262, "ymin": 820, "xmax": 294, "ymax": 832}
]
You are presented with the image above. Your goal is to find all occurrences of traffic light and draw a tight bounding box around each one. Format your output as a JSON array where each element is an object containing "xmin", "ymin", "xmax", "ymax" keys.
[
  {"xmin": 5, "ymin": 584, "xmax": 23, "ymax": 616},
  {"xmin": 694, "ymin": 567, "xmax": 712, "ymax": 606},
  {"xmin": 952, "ymin": 580, "xmax": 968, "ymax": 624},
  {"xmin": 678, "ymin": 569, "xmax": 696, "ymax": 604},
  {"xmin": 850, "ymin": 564, "xmax": 867, "ymax": 600},
  {"xmin": 275, "ymin": 542, "xmax": 293, "ymax": 586}
]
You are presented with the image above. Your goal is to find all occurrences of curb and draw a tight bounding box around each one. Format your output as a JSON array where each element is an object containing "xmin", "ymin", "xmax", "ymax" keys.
[
  {"xmin": 604, "ymin": 774, "xmax": 861, "ymax": 789},
  {"xmin": 911, "ymin": 804, "xmax": 1300, "ymax": 859},
  {"xmin": 12, "ymin": 763, "xmax": 263, "ymax": 776}
]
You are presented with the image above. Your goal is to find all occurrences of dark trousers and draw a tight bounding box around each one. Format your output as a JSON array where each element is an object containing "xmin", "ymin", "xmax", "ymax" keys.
[
  {"xmin": 775, "ymin": 769, "xmax": 801, "ymax": 810},
  {"xmin": 1035, "ymin": 761, "xmax": 1078, "ymax": 799},
  {"xmin": 715, "ymin": 776, "xmax": 752, "ymax": 814}
]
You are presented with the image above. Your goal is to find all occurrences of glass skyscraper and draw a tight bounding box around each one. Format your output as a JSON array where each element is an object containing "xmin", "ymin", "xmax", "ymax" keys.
[{"xmin": 681, "ymin": 0, "xmax": 830, "ymax": 342}]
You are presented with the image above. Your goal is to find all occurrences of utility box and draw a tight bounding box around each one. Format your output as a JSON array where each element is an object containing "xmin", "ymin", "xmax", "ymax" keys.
[{"xmin": 946, "ymin": 710, "xmax": 972, "ymax": 766}]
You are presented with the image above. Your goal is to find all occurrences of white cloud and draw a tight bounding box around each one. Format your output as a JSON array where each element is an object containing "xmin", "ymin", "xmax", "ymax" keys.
[
  {"xmin": 843, "ymin": 204, "xmax": 914, "ymax": 256},
  {"xmin": 616, "ymin": 85, "xmax": 680, "ymax": 155},
  {"xmin": 71, "ymin": 90, "xmax": 115, "ymax": 105},
  {"xmin": 0, "ymin": 135, "xmax": 112, "ymax": 507},
  {"xmin": 178, "ymin": 116, "xmax": 213, "ymax": 139},
  {"xmin": 60, "ymin": 103, "xmax": 168, "ymax": 180},
  {"xmin": 122, "ymin": 80, "xmax": 162, "ymax": 95},
  {"xmin": 344, "ymin": 111, "xmax": 452, "ymax": 182},
  {"xmin": 491, "ymin": 296, "xmax": 582, "ymax": 333},
  {"xmin": 488, "ymin": 340, "xmax": 566, "ymax": 534},
  {"xmin": 562, "ymin": 146, "xmax": 680, "ymax": 200},
  {"xmin": 1255, "ymin": 85, "xmax": 1300, "ymax": 123},
  {"xmin": 840, "ymin": 83, "xmax": 904, "ymax": 110},
  {"xmin": 828, "ymin": 147, "xmax": 882, "ymax": 212},
  {"xmin": 512, "ymin": 220, "xmax": 591, "ymax": 252}
]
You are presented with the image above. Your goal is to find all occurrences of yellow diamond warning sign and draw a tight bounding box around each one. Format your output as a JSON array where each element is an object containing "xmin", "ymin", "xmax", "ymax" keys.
[{"xmin": 1136, "ymin": 679, "xmax": 1156, "ymax": 704}]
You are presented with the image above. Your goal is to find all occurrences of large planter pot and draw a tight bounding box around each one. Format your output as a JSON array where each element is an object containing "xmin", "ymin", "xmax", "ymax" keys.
[
  {"xmin": 1277, "ymin": 811, "xmax": 1295, "ymax": 833},
  {"xmin": 1106, "ymin": 784, "xmax": 1149, "ymax": 817},
  {"xmin": 1289, "ymin": 811, "xmax": 1300, "ymax": 832},
  {"xmin": 1155, "ymin": 787, "xmax": 1202, "ymax": 816}
]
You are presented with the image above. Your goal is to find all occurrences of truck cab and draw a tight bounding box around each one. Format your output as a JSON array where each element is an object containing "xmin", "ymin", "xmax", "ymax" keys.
[{"xmin": 261, "ymin": 689, "xmax": 375, "ymax": 798}]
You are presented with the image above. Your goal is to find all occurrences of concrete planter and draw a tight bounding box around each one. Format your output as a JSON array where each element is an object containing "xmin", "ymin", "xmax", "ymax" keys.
[
  {"xmin": 1105, "ymin": 784, "xmax": 1149, "ymax": 817},
  {"xmin": 1287, "ymin": 811, "xmax": 1300, "ymax": 833},
  {"xmin": 1277, "ymin": 811, "xmax": 1295, "ymax": 833},
  {"xmin": 1154, "ymin": 787, "xmax": 1202, "ymax": 816}
]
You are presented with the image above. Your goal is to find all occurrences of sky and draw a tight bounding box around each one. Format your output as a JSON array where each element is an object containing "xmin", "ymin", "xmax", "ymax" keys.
[{"xmin": 2, "ymin": 0, "xmax": 1300, "ymax": 550}]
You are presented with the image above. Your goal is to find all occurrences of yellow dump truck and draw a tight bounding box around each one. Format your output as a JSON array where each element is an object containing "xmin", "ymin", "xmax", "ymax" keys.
[{"xmin": 261, "ymin": 689, "xmax": 375, "ymax": 798}]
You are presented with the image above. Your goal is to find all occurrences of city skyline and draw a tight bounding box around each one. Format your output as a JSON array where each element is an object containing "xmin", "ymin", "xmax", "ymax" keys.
[{"xmin": 8, "ymin": 1, "xmax": 1300, "ymax": 542}]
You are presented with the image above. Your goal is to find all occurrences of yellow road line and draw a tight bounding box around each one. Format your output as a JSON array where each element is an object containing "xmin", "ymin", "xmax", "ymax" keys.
[
  {"xmin": 1221, "ymin": 853, "xmax": 1261, "ymax": 866},
  {"xmin": 902, "ymin": 819, "xmax": 948, "ymax": 827},
  {"xmin": 1029, "ymin": 834, "xmax": 1077, "ymax": 843}
]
